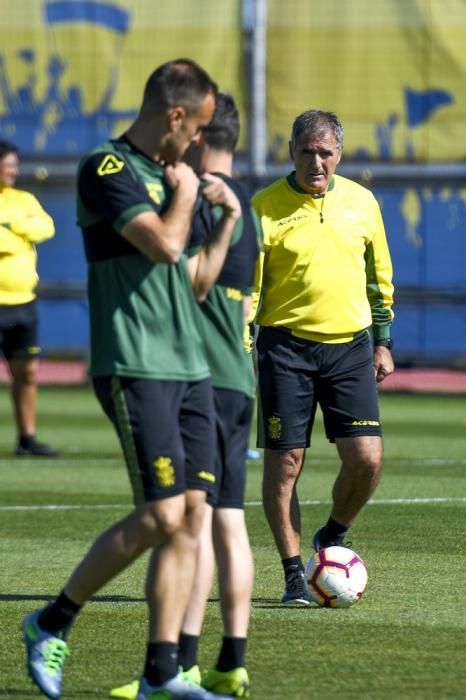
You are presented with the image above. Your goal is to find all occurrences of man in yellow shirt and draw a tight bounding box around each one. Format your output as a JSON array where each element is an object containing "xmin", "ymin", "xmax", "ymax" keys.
[
  {"xmin": 252, "ymin": 110, "xmax": 394, "ymax": 604},
  {"xmin": 0, "ymin": 139, "xmax": 59, "ymax": 457}
]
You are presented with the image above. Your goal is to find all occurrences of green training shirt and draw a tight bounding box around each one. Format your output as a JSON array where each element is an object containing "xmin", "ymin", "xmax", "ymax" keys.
[
  {"xmin": 77, "ymin": 136, "xmax": 210, "ymax": 380},
  {"xmin": 189, "ymin": 175, "xmax": 261, "ymax": 398}
]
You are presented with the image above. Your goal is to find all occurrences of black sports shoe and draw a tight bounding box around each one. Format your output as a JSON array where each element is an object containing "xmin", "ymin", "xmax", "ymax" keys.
[
  {"xmin": 15, "ymin": 437, "xmax": 61, "ymax": 458},
  {"xmin": 312, "ymin": 526, "xmax": 351, "ymax": 552},
  {"xmin": 281, "ymin": 569, "xmax": 310, "ymax": 605}
]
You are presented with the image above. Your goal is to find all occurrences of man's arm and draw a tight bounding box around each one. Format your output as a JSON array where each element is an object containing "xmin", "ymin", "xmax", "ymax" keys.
[
  {"xmin": 120, "ymin": 162, "xmax": 199, "ymax": 264},
  {"xmin": 187, "ymin": 174, "xmax": 241, "ymax": 302},
  {"xmin": 7, "ymin": 192, "xmax": 55, "ymax": 243},
  {"xmin": 78, "ymin": 154, "xmax": 200, "ymax": 265},
  {"xmin": 366, "ymin": 197, "xmax": 395, "ymax": 383},
  {"xmin": 0, "ymin": 224, "xmax": 30, "ymax": 254}
]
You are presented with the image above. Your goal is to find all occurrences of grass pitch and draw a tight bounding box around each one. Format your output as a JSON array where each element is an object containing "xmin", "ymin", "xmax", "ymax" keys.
[{"xmin": 1, "ymin": 385, "xmax": 466, "ymax": 699}]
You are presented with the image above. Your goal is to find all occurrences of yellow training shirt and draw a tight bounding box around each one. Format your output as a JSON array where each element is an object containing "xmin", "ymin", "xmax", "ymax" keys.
[
  {"xmin": 0, "ymin": 187, "xmax": 55, "ymax": 305},
  {"xmin": 252, "ymin": 173, "xmax": 394, "ymax": 343}
]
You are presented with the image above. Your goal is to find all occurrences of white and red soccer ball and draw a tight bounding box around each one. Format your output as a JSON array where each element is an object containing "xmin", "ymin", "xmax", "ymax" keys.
[{"xmin": 305, "ymin": 546, "xmax": 368, "ymax": 608}]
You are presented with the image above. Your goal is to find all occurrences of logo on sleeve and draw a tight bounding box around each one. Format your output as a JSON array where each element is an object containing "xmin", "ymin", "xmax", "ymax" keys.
[{"xmin": 96, "ymin": 154, "xmax": 125, "ymax": 176}]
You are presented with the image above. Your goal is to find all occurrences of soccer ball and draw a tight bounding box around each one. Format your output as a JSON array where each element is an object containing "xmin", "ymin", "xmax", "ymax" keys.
[{"xmin": 305, "ymin": 546, "xmax": 368, "ymax": 608}]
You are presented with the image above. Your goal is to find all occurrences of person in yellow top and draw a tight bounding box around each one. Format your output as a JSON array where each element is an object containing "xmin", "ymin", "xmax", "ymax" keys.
[
  {"xmin": 0, "ymin": 139, "xmax": 60, "ymax": 457},
  {"xmin": 252, "ymin": 110, "xmax": 394, "ymax": 604}
]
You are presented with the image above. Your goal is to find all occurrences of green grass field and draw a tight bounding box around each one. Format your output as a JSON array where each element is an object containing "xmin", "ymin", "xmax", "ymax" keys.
[{"xmin": 1, "ymin": 386, "xmax": 466, "ymax": 699}]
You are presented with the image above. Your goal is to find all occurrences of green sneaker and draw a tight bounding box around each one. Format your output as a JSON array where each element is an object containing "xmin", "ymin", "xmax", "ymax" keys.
[
  {"xmin": 21, "ymin": 609, "xmax": 69, "ymax": 699},
  {"xmin": 109, "ymin": 668, "xmax": 200, "ymax": 700},
  {"xmin": 202, "ymin": 667, "xmax": 250, "ymax": 698}
]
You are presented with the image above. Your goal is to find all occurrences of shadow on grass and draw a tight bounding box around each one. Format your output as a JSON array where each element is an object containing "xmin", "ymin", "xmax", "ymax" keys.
[
  {"xmin": 0, "ymin": 450, "xmax": 121, "ymax": 461},
  {"xmin": 0, "ymin": 691, "xmax": 101, "ymax": 698},
  {"xmin": 4, "ymin": 594, "xmax": 319, "ymax": 609},
  {"xmin": 0, "ymin": 593, "xmax": 145, "ymax": 603}
]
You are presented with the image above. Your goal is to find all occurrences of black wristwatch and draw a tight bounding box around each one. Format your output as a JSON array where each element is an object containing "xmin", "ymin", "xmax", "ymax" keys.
[{"xmin": 374, "ymin": 338, "xmax": 393, "ymax": 350}]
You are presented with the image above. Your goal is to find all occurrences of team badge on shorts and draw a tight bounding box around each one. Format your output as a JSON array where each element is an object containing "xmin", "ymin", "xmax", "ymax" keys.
[
  {"xmin": 268, "ymin": 415, "xmax": 282, "ymax": 440},
  {"xmin": 153, "ymin": 456, "xmax": 175, "ymax": 487}
]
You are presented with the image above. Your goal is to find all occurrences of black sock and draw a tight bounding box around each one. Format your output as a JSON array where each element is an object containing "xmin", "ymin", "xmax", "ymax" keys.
[
  {"xmin": 38, "ymin": 591, "xmax": 82, "ymax": 638},
  {"xmin": 178, "ymin": 633, "xmax": 199, "ymax": 671},
  {"xmin": 282, "ymin": 556, "xmax": 304, "ymax": 577},
  {"xmin": 324, "ymin": 517, "xmax": 349, "ymax": 542},
  {"xmin": 144, "ymin": 641, "xmax": 178, "ymax": 686},
  {"xmin": 19, "ymin": 434, "xmax": 36, "ymax": 447},
  {"xmin": 216, "ymin": 636, "xmax": 247, "ymax": 671}
]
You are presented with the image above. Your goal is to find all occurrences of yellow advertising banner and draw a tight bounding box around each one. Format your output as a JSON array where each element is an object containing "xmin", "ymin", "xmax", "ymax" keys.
[
  {"xmin": 0, "ymin": 0, "xmax": 243, "ymax": 154},
  {"xmin": 0, "ymin": 0, "xmax": 465, "ymax": 161},
  {"xmin": 266, "ymin": 0, "xmax": 466, "ymax": 161}
]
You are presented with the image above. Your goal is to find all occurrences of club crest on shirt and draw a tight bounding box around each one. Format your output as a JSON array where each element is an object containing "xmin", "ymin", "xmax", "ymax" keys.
[
  {"xmin": 226, "ymin": 288, "xmax": 244, "ymax": 302},
  {"xmin": 145, "ymin": 182, "xmax": 164, "ymax": 205}
]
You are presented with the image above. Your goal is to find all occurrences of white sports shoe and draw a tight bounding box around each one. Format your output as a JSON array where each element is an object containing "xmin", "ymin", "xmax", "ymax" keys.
[{"xmin": 136, "ymin": 674, "xmax": 232, "ymax": 699}]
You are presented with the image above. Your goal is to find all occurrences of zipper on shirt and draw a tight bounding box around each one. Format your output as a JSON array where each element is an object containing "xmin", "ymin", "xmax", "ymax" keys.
[{"xmin": 318, "ymin": 195, "xmax": 325, "ymax": 223}]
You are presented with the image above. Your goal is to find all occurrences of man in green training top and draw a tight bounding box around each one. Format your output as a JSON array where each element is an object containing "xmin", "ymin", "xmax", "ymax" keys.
[
  {"xmin": 21, "ymin": 59, "xmax": 237, "ymax": 700},
  {"xmin": 110, "ymin": 93, "xmax": 260, "ymax": 700}
]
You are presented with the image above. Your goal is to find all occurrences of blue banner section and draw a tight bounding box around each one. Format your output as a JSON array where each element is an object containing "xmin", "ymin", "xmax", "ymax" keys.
[
  {"xmin": 44, "ymin": 1, "xmax": 130, "ymax": 34},
  {"xmin": 404, "ymin": 87, "xmax": 453, "ymax": 128}
]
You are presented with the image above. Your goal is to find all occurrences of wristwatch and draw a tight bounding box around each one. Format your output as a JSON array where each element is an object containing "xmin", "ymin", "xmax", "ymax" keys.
[{"xmin": 374, "ymin": 338, "xmax": 393, "ymax": 350}]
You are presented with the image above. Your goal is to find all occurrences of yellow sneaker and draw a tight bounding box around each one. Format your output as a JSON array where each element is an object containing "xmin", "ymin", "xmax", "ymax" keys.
[
  {"xmin": 182, "ymin": 665, "xmax": 201, "ymax": 685},
  {"xmin": 109, "ymin": 679, "xmax": 139, "ymax": 700},
  {"xmin": 109, "ymin": 667, "xmax": 200, "ymax": 699},
  {"xmin": 202, "ymin": 667, "xmax": 249, "ymax": 698}
]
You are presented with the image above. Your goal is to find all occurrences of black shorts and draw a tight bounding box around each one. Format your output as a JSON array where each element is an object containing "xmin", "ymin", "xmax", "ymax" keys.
[
  {"xmin": 208, "ymin": 388, "xmax": 253, "ymax": 509},
  {"xmin": 93, "ymin": 376, "xmax": 216, "ymax": 504},
  {"xmin": 256, "ymin": 327, "xmax": 381, "ymax": 449},
  {"xmin": 0, "ymin": 301, "xmax": 40, "ymax": 360}
]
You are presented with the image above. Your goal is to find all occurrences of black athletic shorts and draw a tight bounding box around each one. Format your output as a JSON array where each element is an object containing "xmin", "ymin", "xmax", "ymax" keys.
[
  {"xmin": 0, "ymin": 301, "xmax": 40, "ymax": 360},
  {"xmin": 256, "ymin": 326, "xmax": 382, "ymax": 449},
  {"xmin": 93, "ymin": 376, "xmax": 216, "ymax": 504},
  {"xmin": 208, "ymin": 388, "xmax": 253, "ymax": 509}
]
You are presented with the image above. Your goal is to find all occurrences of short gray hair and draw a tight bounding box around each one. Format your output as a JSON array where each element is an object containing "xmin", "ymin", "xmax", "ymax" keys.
[{"xmin": 291, "ymin": 110, "xmax": 343, "ymax": 150}]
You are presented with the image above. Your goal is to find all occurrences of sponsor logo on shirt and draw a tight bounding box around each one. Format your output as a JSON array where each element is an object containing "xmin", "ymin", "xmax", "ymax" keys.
[{"xmin": 277, "ymin": 214, "xmax": 307, "ymax": 227}]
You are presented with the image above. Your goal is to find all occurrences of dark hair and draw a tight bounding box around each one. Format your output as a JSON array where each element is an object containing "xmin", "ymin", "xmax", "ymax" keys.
[
  {"xmin": 291, "ymin": 110, "xmax": 343, "ymax": 150},
  {"xmin": 202, "ymin": 93, "xmax": 239, "ymax": 153},
  {"xmin": 0, "ymin": 139, "xmax": 18, "ymax": 159},
  {"xmin": 142, "ymin": 58, "xmax": 218, "ymax": 116}
]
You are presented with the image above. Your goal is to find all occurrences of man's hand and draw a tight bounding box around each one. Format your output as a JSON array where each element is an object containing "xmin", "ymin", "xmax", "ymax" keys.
[
  {"xmin": 373, "ymin": 345, "xmax": 394, "ymax": 383},
  {"xmin": 201, "ymin": 173, "xmax": 241, "ymax": 219},
  {"xmin": 165, "ymin": 162, "xmax": 199, "ymax": 203}
]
